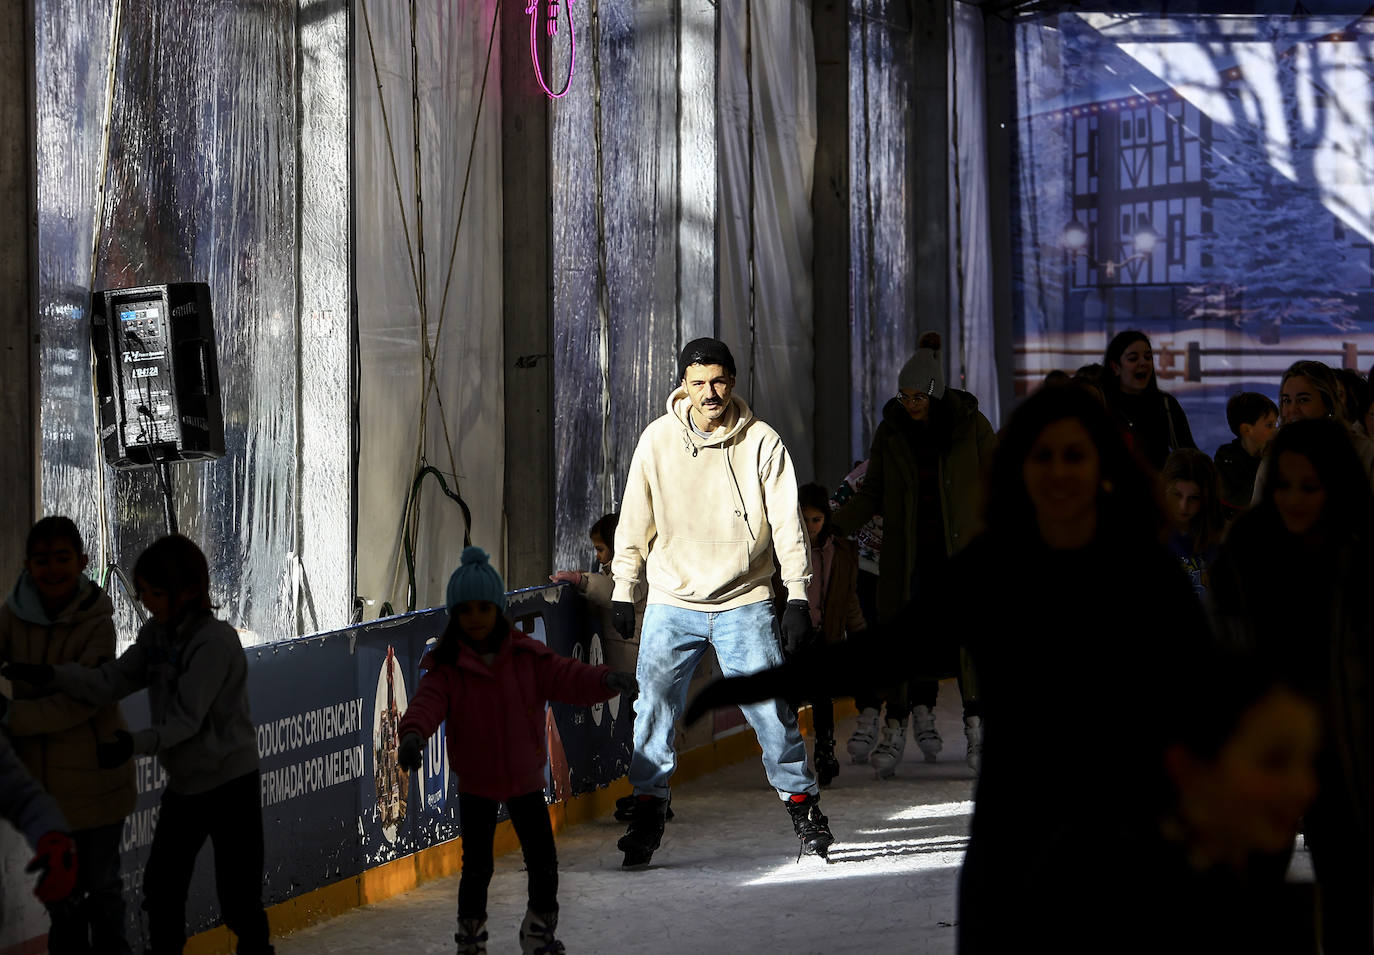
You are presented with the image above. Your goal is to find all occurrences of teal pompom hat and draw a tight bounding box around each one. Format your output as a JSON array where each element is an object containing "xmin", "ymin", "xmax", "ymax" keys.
[{"xmin": 445, "ymin": 546, "xmax": 508, "ymax": 615}]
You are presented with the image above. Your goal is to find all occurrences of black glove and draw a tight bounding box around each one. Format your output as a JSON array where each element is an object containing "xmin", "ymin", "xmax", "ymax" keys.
[
  {"xmin": 398, "ymin": 733, "xmax": 424, "ymax": 772},
  {"xmin": 3, "ymin": 663, "xmax": 55, "ymax": 687},
  {"xmin": 604, "ymin": 670, "xmax": 638, "ymax": 699},
  {"xmin": 28, "ymin": 831, "xmax": 77, "ymax": 904},
  {"xmin": 781, "ymin": 600, "xmax": 812, "ymax": 655},
  {"xmin": 685, "ymin": 664, "xmax": 797, "ymax": 726},
  {"xmin": 95, "ymin": 730, "xmax": 134, "ymax": 769},
  {"xmin": 611, "ymin": 601, "xmax": 635, "ymax": 640}
]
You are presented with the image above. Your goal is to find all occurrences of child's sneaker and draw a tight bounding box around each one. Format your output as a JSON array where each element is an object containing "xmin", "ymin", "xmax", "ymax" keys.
[{"xmin": 518, "ymin": 909, "xmax": 565, "ymax": 955}]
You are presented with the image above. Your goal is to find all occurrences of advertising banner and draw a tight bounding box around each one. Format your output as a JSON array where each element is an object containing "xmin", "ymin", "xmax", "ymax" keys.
[{"xmin": 111, "ymin": 583, "xmax": 633, "ymax": 945}]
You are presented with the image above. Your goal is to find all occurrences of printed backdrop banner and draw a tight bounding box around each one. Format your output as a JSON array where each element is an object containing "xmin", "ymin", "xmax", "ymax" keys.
[
  {"xmin": 110, "ymin": 584, "xmax": 633, "ymax": 946},
  {"xmin": 1012, "ymin": 12, "xmax": 1374, "ymax": 455}
]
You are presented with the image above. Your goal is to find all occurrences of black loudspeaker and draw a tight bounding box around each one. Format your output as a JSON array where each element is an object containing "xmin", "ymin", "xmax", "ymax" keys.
[{"xmin": 92, "ymin": 283, "xmax": 225, "ymax": 469}]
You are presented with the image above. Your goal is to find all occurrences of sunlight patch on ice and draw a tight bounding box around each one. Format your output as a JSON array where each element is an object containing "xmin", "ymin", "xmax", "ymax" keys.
[
  {"xmin": 740, "ymin": 834, "xmax": 969, "ymax": 886},
  {"xmin": 887, "ymin": 800, "xmax": 974, "ymax": 822}
]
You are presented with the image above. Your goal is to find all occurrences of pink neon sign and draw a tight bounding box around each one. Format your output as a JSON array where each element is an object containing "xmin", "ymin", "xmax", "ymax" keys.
[{"xmin": 527, "ymin": 0, "xmax": 575, "ymax": 99}]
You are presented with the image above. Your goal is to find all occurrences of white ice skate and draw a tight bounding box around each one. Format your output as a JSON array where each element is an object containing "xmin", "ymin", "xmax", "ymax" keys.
[
  {"xmin": 869, "ymin": 717, "xmax": 908, "ymax": 779},
  {"xmin": 846, "ymin": 707, "xmax": 881, "ymax": 764},
  {"xmin": 964, "ymin": 714, "xmax": 983, "ymax": 775},
  {"xmin": 912, "ymin": 704, "xmax": 942, "ymax": 762}
]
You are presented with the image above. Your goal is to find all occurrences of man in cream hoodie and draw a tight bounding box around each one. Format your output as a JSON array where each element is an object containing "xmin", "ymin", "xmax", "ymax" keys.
[{"xmin": 611, "ymin": 337, "xmax": 834, "ymax": 867}]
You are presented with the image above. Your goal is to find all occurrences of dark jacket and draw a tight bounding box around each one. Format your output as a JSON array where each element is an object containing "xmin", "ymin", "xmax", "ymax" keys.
[
  {"xmin": 772, "ymin": 537, "xmax": 867, "ymax": 645},
  {"xmin": 831, "ymin": 389, "xmax": 996, "ymax": 623},
  {"xmin": 1209, "ymin": 512, "xmax": 1374, "ymax": 864},
  {"xmin": 1068, "ymin": 820, "xmax": 1316, "ymax": 953},
  {"xmin": 814, "ymin": 537, "xmax": 865, "ymax": 644},
  {"xmin": 1106, "ymin": 387, "xmax": 1195, "ymax": 471},
  {"xmin": 1214, "ymin": 437, "xmax": 1260, "ymax": 513},
  {"xmin": 945, "ymin": 533, "xmax": 1210, "ymax": 954}
]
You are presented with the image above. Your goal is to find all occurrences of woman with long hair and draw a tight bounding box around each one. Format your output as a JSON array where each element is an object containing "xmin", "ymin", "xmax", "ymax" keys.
[
  {"xmin": 1254, "ymin": 360, "xmax": 1374, "ymax": 502},
  {"xmin": 1101, "ymin": 329, "xmax": 1196, "ymax": 471},
  {"xmin": 1210, "ymin": 418, "xmax": 1374, "ymax": 953},
  {"xmin": 830, "ymin": 331, "xmax": 996, "ymax": 777}
]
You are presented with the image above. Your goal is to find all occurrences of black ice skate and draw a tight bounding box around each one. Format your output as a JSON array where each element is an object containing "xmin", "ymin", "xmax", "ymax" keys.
[
  {"xmin": 518, "ymin": 908, "xmax": 566, "ymax": 955},
  {"xmin": 613, "ymin": 793, "xmax": 674, "ymax": 822},
  {"xmin": 455, "ymin": 917, "xmax": 488, "ymax": 955},
  {"xmin": 814, "ymin": 732, "xmax": 840, "ymax": 787},
  {"xmin": 617, "ymin": 794, "xmax": 668, "ymax": 869},
  {"xmin": 785, "ymin": 793, "xmax": 834, "ymax": 862}
]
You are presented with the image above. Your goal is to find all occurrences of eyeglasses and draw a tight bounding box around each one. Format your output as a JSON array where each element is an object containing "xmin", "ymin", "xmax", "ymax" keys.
[{"xmin": 895, "ymin": 392, "xmax": 929, "ymax": 406}]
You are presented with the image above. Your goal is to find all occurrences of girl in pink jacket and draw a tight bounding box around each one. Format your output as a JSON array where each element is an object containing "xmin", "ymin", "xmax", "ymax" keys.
[{"xmin": 397, "ymin": 547, "xmax": 636, "ymax": 955}]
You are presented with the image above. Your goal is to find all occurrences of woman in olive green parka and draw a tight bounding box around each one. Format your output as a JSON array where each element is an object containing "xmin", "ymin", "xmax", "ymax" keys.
[{"xmin": 830, "ymin": 333, "xmax": 996, "ymax": 776}]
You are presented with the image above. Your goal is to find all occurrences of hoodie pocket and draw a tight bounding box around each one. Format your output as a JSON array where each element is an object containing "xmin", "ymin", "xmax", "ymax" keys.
[{"xmin": 651, "ymin": 537, "xmax": 754, "ymax": 601}]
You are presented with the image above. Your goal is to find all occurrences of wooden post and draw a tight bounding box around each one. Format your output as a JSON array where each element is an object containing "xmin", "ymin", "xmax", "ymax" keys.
[
  {"xmin": 912, "ymin": 0, "xmax": 949, "ymax": 358},
  {"xmin": 0, "ymin": 0, "xmax": 37, "ymax": 578},
  {"xmin": 501, "ymin": 3, "xmax": 554, "ymax": 589},
  {"xmin": 811, "ymin": 0, "xmax": 850, "ymax": 486}
]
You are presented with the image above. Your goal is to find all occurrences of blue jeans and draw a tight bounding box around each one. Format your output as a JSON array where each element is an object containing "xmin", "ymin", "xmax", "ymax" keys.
[{"xmin": 630, "ymin": 600, "xmax": 816, "ymax": 800}]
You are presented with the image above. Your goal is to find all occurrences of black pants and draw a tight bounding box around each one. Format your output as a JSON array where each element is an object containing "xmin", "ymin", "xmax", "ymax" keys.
[
  {"xmin": 143, "ymin": 771, "xmax": 272, "ymax": 955},
  {"xmin": 811, "ymin": 692, "xmax": 835, "ymax": 740},
  {"xmin": 457, "ymin": 790, "xmax": 558, "ymax": 920},
  {"xmin": 893, "ymin": 675, "xmax": 982, "ymax": 723},
  {"xmin": 47, "ymin": 821, "xmax": 130, "ymax": 955},
  {"xmin": 853, "ymin": 572, "xmax": 882, "ymax": 713}
]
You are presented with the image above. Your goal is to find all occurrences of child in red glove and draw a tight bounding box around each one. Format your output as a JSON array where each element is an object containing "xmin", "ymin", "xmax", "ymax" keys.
[
  {"xmin": 0, "ymin": 516, "xmax": 135, "ymax": 953},
  {"xmin": 6, "ymin": 535, "xmax": 272, "ymax": 955},
  {"xmin": 399, "ymin": 546, "xmax": 636, "ymax": 955},
  {"xmin": 0, "ymin": 730, "xmax": 78, "ymax": 905}
]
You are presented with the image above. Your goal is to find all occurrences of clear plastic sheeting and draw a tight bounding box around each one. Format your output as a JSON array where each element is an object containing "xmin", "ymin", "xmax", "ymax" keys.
[
  {"xmin": 34, "ymin": 0, "xmax": 313, "ymax": 648},
  {"xmin": 719, "ymin": 0, "xmax": 818, "ymax": 478},
  {"xmin": 353, "ymin": 0, "xmax": 505, "ymax": 615},
  {"xmin": 550, "ymin": 0, "xmax": 716, "ymax": 575},
  {"xmin": 949, "ymin": 1, "xmax": 1000, "ymax": 428},
  {"xmin": 849, "ymin": 0, "xmax": 916, "ymax": 461},
  {"xmin": 1012, "ymin": 12, "xmax": 1374, "ymax": 455}
]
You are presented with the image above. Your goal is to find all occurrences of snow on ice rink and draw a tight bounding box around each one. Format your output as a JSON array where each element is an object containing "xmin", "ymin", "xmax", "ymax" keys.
[{"xmin": 276, "ymin": 687, "xmax": 976, "ymax": 955}]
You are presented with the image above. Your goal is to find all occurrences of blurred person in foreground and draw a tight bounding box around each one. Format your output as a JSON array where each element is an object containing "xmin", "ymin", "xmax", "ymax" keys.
[{"xmin": 688, "ymin": 385, "xmax": 1213, "ymax": 953}]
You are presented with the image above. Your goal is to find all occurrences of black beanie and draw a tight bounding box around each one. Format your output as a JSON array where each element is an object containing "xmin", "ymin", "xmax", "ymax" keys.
[{"xmin": 679, "ymin": 337, "xmax": 737, "ymax": 380}]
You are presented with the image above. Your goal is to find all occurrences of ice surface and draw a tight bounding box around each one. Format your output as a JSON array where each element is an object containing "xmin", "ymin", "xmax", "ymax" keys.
[{"xmin": 277, "ymin": 688, "xmax": 977, "ymax": 954}]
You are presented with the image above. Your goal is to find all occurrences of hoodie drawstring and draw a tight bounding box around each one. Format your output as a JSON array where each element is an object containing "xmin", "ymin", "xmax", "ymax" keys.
[
  {"xmin": 724, "ymin": 444, "xmax": 756, "ymax": 542},
  {"xmin": 678, "ymin": 396, "xmax": 754, "ymax": 540}
]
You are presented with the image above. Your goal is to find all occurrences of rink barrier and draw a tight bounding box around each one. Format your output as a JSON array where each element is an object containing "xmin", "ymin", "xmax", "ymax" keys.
[
  {"xmin": 81, "ymin": 581, "xmax": 843, "ymax": 955},
  {"xmin": 181, "ymin": 690, "xmax": 849, "ymax": 953},
  {"xmin": 108, "ymin": 583, "xmax": 628, "ymax": 952}
]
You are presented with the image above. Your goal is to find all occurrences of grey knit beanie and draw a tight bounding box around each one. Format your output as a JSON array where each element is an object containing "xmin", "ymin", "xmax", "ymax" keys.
[{"xmin": 897, "ymin": 332, "xmax": 945, "ymax": 399}]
